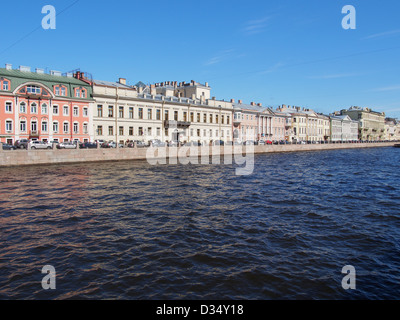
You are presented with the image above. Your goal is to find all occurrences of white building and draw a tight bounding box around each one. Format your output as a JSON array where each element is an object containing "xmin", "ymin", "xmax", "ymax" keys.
[{"xmin": 92, "ymin": 79, "xmax": 233, "ymax": 145}]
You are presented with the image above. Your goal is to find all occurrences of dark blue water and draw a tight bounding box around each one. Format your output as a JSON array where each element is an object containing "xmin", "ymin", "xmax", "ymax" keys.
[{"xmin": 0, "ymin": 147, "xmax": 399, "ymax": 299}]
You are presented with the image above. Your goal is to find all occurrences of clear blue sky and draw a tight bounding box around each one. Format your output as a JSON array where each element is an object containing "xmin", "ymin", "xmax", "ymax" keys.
[{"xmin": 1, "ymin": 0, "xmax": 400, "ymax": 118}]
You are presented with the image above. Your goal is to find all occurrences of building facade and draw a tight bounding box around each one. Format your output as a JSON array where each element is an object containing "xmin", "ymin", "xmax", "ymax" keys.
[
  {"xmin": 330, "ymin": 115, "xmax": 359, "ymax": 142},
  {"xmin": 336, "ymin": 106, "xmax": 386, "ymax": 141},
  {"xmin": 90, "ymin": 79, "xmax": 233, "ymax": 145},
  {"xmin": 276, "ymin": 105, "xmax": 330, "ymax": 142},
  {"xmin": 0, "ymin": 65, "xmax": 94, "ymax": 144}
]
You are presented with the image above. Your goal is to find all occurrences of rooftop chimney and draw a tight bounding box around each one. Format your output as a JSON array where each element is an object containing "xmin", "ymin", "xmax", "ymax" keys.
[
  {"xmin": 36, "ymin": 68, "xmax": 44, "ymax": 74},
  {"xmin": 119, "ymin": 78, "xmax": 126, "ymax": 85},
  {"xmin": 19, "ymin": 66, "xmax": 31, "ymax": 72},
  {"xmin": 238, "ymin": 100, "xmax": 243, "ymax": 104},
  {"xmin": 251, "ymin": 102, "xmax": 256, "ymax": 106},
  {"xmin": 205, "ymin": 82, "xmax": 209, "ymax": 87},
  {"xmin": 230, "ymin": 99, "xmax": 235, "ymax": 103},
  {"xmin": 5, "ymin": 64, "xmax": 12, "ymax": 70},
  {"xmin": 257, "ymin": 103, "xmax": 262, "ymax": 107}
]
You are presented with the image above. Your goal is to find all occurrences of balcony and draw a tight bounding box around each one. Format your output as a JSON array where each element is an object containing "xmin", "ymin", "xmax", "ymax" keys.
[
  {"xmin": 29, "ymin": 130, "xmax": 40, "ymax": 137},
  {"xmin": 164, "ymin": 120, "xmax": 191, "ymax": 129}
]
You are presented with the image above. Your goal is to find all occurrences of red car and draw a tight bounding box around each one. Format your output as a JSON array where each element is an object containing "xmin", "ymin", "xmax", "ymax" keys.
[{"xmin": 266, "ymin": 140, "xmax": 273, "ymax": 145}]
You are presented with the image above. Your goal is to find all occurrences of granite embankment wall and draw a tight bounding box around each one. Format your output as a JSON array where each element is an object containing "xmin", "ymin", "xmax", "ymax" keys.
[{"xmin": 0, "ymin": 142, "xmax": 396, "ymax": 167}]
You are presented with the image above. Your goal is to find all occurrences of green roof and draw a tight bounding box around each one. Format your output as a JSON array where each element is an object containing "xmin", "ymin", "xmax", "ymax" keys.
[{"xmin": 0, "ymin": 68, "xmax": 93, "ymax": 100}]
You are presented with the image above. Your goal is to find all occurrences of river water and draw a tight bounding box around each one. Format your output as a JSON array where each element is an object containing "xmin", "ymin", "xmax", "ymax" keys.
[{"xmin": 0, "ymin": 147, "xmax": 399, "ymax": 299}]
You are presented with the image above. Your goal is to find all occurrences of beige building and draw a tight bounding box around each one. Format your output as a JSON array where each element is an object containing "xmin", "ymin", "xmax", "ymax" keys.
[
  {"xmin": 276, "ymin": 105, "xmax": 330, "ymax": 142},
  {"xmin": 92, "ymin": 79, "xmax": 233, "ymax": 145},
  {"xmin": 337, "ymin": 106, "xmax": 386, "ymax": 141}
]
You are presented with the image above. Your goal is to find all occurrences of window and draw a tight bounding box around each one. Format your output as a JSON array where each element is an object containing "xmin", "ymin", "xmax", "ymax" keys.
[
  {"xmin": 148, "ymin": 127, "xmax": 152, "ymax": 136},
  {"xmin": 216, "ymin": 115, "xmax": 219, "ymax": 124},
  {"xmin": 20, "ymin": 102, "xmax": 26, "ymax": 113},
  {"xmin": 108, "ymin": 126, "xmax": 114, "ymax": 136},
  {"xmin": 41, "ymin": 104, "xmax": 48, "ymax": 115},
  {"xmin": 83, "ymin": 107, "xmax": 88, "ymax": 117},
  {"xmin": 174, "ymin": 111, "xmax": 178, "ymax": 121},
  {"xmin": 156, "ymin": 109, "xmax": 161, "ymax": 120},
  {"xmin": 6, "ymin": 120, "xmax": 12, "ymax": 132},
  {"xmin": 31, "ymin": 103, "xmax": 37, "ymax": 114},
  {"xmin": 203, "ymin": 114, "xmax": 207, "ymax": 123},
  {"xmin": 75, "ymin": 88, "xmax": 86, "ymax": 98},
  {"xmin": 197, "ymin": 113, "xmax": 201, "ymax": 122},
  {"xmin": 20, "ymin": 121, "xmax": 26, "ymax": 132},
  {"xmin": 197, "ymin": 129, "xmax": 201, "ymax": 137},
  {"xmin": 42, "ymin": 121, "xmax": 48, "ymax": 132},
  {"xmin": 156, "ymin": 127, "xmax": 160, "ymax": 136},
  {"xmin": 31, "ymin": 121, "xmax": 38, "ymax": 132},
  {"xmin": 81, "ymin": 90, "xmax": 86, "ymax": 98},
  {"xmin": 5, "ymin": 102, "xmax": 12, "ymax": 113},
  {"xmin": 55, "ymin": 86, "xmax": 67, "ymax": 96},
  {"xmin": 139, "ymin": 127, "xmax": 143, "ymax": 136},
  {"xmin": 119, "ymin": 106, "xmax": 124, "ymax": 118},
  {"xmin": 63, "ymin": 122, "xmax": 69, "ymax": 133},
  {"xmin": 73, "ymin": 123, "xmax": 79, "ymax": 134},
  {"xmin": 221, "ymin": 115, "xmax": 224, "ymax": 124},
  {"xmin": 190, "ymin": 112, "xmax": 194, "ymax": 122},
  {"xmin": 2, "ymin": 81, "xmax": 9, "ymax": 91},
  {"xmin": 108, "ymin": 106, "xmax": 114, "ymax": 118},
  {"xmin": 27, "ymin": 85, "xmax": 41, "ymax": 94},
  {"xmin": 138, "ymin": 108, "xmax": 143, "ymax": 119},
  {"xmin": 148, "ymin": 109, "xmax": 152, "ymax": 120},
  {"xmin": 97, "ymin": 105, "xmax": 103, "ymax": 117},
  {"xmin": 73, "ymin": 106, "xmax": 79, "ymax": 116},
  {"xmin": 63, "ymin": 106, "xmax": 69, "ymax": 116},
  {"xmin": 129, "ymin": 107, "xmax": 134, "ymax": 119},
  {"xmin": 164, "ymin": 110, "xmax": 169, "ymax": 120},
  {"xmin": 183, "ymin": 112, "xmax": 187, "ymax": 122},
  {"xmin": 129, "ymin": 127, "xmax": 134, "ymax": 136},
  {"xmin": 209, "ymin": 114, "xmax": 213, "ymax": 123},
  {"xmin": 53, "ymin": 122, "xmax": 59, "ymax": 133},
  {"xmin": 119, "ymin": 126, "xmax": 124, "ymax": 136},
  {"xmin": 165, "ymin": 128, "xmax": 168, "ymax": 136},
  {"xmin": 53, "ymin": 105, "xmax": 58, "ymax": 115},
  {"xmin": 97, "ymin": 125, "xmax": 103, "ymax": 135},
  {"xmin": 83, "ymin": 123, "xmax": 88, "ymax": 134}
]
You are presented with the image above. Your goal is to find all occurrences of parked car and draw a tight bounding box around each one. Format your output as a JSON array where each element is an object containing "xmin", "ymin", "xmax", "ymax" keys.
[
  {"xmin": 167, "ymin": 141, "xmax": 179, "ymax": 147},
  {"xmin": 258, "ymin": 140, "xmax": 266, "ymax": 145},
  {"xmin": 149, "ymin": 139, "xmax": 166, "ymax": 147},
  {"xmin": 213, "ymin": 140, "xmax": 225, "ymax": 146},
  {"xmin": 80, "ymin": 142, "xmax": 98, "ymax": 149},
  {"xmin": 57, "ymin": 142, "xmax": 77, "ymax": 149},
  {"xmin": 266, "ymin": 140, "xmax": 273, "ymax": 145},
  {"xmin": 14, "ymin": 139, "xmax": 30, "ymax": 149},
  {"xmin": 2, "ymin": 143, "xmax": 16, "ymax": 150},
  {"xmin": 30, "ymin": 141, "xmax": 52, "ymax": 150},
  {"xmin": 244, "ymin": 140, "xmax": 255, "ymax": 145},
  {"xmin": 185, "ymin": 141, "xmax": 202, "ymax": 147}
]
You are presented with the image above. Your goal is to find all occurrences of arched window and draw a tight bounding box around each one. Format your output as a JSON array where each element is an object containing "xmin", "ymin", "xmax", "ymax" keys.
[
  {"xmin": 30, "ymin": 103, "xmax": 37, "ymax": 114},
  {"xmin": 20, "ymin": 102, "xmax": 26, "ymax": 113}
]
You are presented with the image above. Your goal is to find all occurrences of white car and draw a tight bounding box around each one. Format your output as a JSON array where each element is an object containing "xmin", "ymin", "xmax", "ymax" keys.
[
  {"xmin": 30, "ymin": 141, "xmax": 52, "ymax": 150},
  {"xmin": 57, "ymin": 142, "xmax": 77, "ymax": 149}
]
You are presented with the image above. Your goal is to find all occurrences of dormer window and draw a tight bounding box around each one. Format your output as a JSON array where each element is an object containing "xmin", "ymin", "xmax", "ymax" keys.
[
  {"xmin": 26, "ymin": 85, "xmax": 41, "ymax": 94},
  {"xmin": 75, "ymin": 87, "xmax": 87, "ymax": 99},
  {"xmin": 0, "ymin": 78, "xmax": 10, "ymax": 91},
  {"xmin": 54, "ymin": 85, "xmax": 67, "ymax": 96},
  {"xmin": 3, "ymin": 81, "xmax": 9, "ymax": 91}
]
